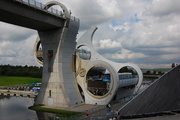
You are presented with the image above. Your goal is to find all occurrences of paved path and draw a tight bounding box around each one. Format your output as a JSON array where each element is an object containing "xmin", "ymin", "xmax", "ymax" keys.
[
  {"xmin": 0, "ymin": 89, "xmax": 35, "ymax": 93},
  {"xmin": 0, "ymin": 89, "xmax": 37, "ymax": 97},
  {"xmin": 43, "ymin": 104, "xmax": 104, "ymax": 112}
]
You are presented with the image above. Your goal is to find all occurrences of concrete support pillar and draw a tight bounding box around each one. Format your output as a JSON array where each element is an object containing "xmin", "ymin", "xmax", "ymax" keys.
[{"xmin": 35, "ymin": 19, "xmax": 83, "ymax": 107}]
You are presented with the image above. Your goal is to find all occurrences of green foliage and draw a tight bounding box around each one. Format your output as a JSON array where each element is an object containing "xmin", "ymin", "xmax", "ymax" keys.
[
  {"xmin": 143, "ymin": 75, "xmax": 159, "ymax": 79},
  {"xmin": 0, "ymin": 76, "xmax": 41, "ymax": 86},
  {"xmin": 28, "ymin": 105, "xmax": 80, "ymax": 117},
  {"xmin": 141, "ymin": 68, "xmax": 170, "ymax": 75},
  {"xmin": 119, "ymin": 66, "xmax": 137, "ymax": 75},
  {"xmin": 0, "ymin": 65, "xmax": 42, "ymax": 78},
  {"xmin": 145, "ymin": 70, "xmax": 151, "ymax": 75}
]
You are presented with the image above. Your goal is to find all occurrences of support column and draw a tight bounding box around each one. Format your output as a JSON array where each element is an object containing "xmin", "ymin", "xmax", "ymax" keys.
[{"xmin": 35, "ymin": 19, "xmax": 84, "ymax": 107}]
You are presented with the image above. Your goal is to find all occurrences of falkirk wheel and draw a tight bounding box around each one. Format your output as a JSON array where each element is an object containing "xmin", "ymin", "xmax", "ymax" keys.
[
  {"xmin": 34, "ymin": 1, "xmax": 143, "ymax": 107},
  {"xmin": 34, "ymin": 28, "xmax": 143, "ymax": 106}
]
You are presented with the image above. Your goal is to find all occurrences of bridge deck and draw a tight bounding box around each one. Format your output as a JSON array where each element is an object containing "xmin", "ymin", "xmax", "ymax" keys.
[{"xmin": 0, "ymin": 0, "xmax": 65, "ymax": 30}]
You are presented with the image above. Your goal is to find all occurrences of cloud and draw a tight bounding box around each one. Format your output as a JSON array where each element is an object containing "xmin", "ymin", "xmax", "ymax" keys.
[
  {"xmin": 0, "ymin": 28, "xmax": 38, "ymax": 65},
  {"xmin": 0, "ymin": 0, "xmax": 180, "ymax": 68},
  {"xmin": 109, "ymin": 22, "xmax": 131, "ymax": 32},
  {"xmin": 99, "ymin": 39, "xmax": 121, "ymax": 49},
  {"xmin": 146, "ymin": 0, "xmax": 180, "ymax": 16},
  {"xmin": 94, "ymin": 38, "xmax": 122, "ymax": 56},
  {"xmin": 90, "ymin": 0, "xmax": 180, "ymax": 68},
  {"xmin": 0, "ymin": 22, "xmax": 35, "ymax": 42}
]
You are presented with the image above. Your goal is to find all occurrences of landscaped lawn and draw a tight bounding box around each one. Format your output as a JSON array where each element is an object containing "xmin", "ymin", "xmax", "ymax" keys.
[
  {"xmin": 29, "ymin": 105, "xmax": 80, "ymax": 117},
  {"xmin": 0, "ymin": 76, "xmax": 41, "ymax": 86}
]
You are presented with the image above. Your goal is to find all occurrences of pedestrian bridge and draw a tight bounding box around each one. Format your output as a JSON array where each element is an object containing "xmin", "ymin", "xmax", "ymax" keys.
[{"xmin": 0, "ymin": 0, "xmax": 79, "ymax": 30}]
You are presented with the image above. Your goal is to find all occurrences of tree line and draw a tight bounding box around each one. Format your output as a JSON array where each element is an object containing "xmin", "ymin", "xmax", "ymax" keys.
[
  {"xmin": 144, "ymin": 70, "xmax": 166, "ymax": 75},
  {"xmin": 0, "ymin": 65, "xmax": 42, "ymax": 78}
]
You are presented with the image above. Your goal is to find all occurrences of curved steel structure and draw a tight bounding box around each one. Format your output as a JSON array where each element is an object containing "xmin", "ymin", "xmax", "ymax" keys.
[
  {"xmin": 34, "ymin": 37, "xmax": 43, "ymax": 65},
  {"xmin": 34, "ymin": 26, "xmax": 143, "ymax": 105},
  {"xmin": 43, "ymin": 1, "xmax": 70, "ymax": 18},
  {"xmin": 75, "ymin": 27, "xmax": 143, "ymax": 105}
]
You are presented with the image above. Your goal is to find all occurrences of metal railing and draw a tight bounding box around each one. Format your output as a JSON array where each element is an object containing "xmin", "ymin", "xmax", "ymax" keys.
[{"xmin": 14, "ymin": 0, "xmax": 79, "ymax": 22}]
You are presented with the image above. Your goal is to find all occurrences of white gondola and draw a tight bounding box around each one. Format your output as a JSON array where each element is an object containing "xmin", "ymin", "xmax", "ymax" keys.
[{"xmin": 118, "ymin": 73, "xmax": 138, "ymax": 87}]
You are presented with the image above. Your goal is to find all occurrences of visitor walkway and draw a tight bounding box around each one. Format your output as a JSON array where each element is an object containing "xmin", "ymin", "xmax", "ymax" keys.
[
  {"xmin": 43, "ymin": 99, "xmax": 128, "ymax": 120},
  {"xmin": 0, "ymin": 89, "xmax": 37, "ymax": 98}
]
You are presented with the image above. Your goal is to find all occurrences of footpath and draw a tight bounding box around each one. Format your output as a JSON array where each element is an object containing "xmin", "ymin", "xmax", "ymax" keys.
[
  {"xmin": 0, "ymin": 89, "xmax": 37, "ymax": 97},
  {"xmin": 75, "ymin": 100, "xmax": 127, "ymax": 120},
  {"xmin": 44, "ymin": 101, "xmax": 126, "ymax": 120}
]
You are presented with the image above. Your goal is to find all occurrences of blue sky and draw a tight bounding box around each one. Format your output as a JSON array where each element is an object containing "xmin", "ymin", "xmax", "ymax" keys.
[{"xmin": 0, "ymin": 0, "xmax": 180, "ymax": 68}]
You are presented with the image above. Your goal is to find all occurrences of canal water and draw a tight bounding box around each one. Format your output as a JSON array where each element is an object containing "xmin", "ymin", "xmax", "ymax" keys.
[
  {"xmin": 0, "ymin": 95, "xmax": 38, "ymax": 120},
  {"xmin": 0, "ymin": 95, "xmax": 61, "ymax": 120}
]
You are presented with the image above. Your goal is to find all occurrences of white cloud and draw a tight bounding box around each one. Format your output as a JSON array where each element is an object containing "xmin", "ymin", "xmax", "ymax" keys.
[
  {"xmin": 112, "ymin": 49, "xmax": 147, "ymax": 60},
  {"xmin": 109, "ymin": 23, "xmax": 130, "ymax": 32},
  {"xmin": 0, "ymin": 22, "xmax": 35, "ymax": 42},
  {"xmin": 99, "ymin": 39, "xmax": 121, "ymax": 49},
  {"xmin": 0, "ymin": 27, "xmax": 37, "ymax": 65},
  {"xmin": 147, "ymin": 0, "xmax": 180, "ymax": 16},
  {"xmin": 0, "ymin": 0, "xmax": 180, "ymax": 68}
]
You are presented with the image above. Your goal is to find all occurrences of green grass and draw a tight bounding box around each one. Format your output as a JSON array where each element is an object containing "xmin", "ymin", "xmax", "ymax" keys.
[
  {"xmin": 0, "ymin": 76, "xmax": 41, "ymax": 86},
  {"xmin": 29, "ymin": 105, "xmax": 80, "ymax": 117}
]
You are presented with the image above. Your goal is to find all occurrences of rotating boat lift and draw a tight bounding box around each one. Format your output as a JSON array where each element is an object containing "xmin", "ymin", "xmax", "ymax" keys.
[
  {"xmin": 34, "ymin": 2, "xmax": 180, "ymax": 117},
  {"xmin": 34, "ymin": 1, "xmax": 143, "ymax": 107},
  {"xmin": 2, "ymin": 0, "xmax": 179, "ymax": 117},
  {"xmin": 0, "ymin": 0, "xmax": 142, "ymax": 110}
]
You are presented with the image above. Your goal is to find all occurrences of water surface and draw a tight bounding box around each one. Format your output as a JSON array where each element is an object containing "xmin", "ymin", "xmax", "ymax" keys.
[{"xmin": 0, "ymin": 95, "xmax": 38, "ymax": 120}]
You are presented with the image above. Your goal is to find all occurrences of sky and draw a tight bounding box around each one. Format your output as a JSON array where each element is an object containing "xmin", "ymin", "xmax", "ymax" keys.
[{"xmin": 0, "ymin": 0, "xmax": 180, "ymax": 68}]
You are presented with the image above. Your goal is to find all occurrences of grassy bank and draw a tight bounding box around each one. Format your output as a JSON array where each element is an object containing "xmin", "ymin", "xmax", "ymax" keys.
[
  {"xmin": 29, "ymin": 105, "xmax": 80, "ymax": 117},
  {"xmin": 0, "ymin": 76, "xmax": 41, "ymax": 86}
]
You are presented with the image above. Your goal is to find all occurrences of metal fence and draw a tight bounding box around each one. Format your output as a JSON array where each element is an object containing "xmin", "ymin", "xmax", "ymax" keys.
[{"xmin": 14, "ymin": 0, "xmax": 79, "ymax": 22}]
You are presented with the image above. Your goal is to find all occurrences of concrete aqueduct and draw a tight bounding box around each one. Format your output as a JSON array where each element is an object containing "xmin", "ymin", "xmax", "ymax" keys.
[{"xmin": 0, "ymin": 0, "xmax": 143, "ymax": 108}]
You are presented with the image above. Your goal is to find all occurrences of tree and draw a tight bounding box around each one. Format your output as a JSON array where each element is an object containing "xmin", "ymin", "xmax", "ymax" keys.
[
  {"xmin": 171, "ymin": 63, "xmax": 176, "ymax": 68},
  {"xmin": 0, "ymin": 65, "xmax": 42, "ymax": 78},
  {"xmin": 146, "ymin": 70, "xmax": 151, "ymax": 75}
]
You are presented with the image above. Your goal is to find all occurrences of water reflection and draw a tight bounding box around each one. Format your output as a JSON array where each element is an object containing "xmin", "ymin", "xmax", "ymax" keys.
[
  {"xmin": 0, "ymin": 96, "xmax": 68, "ymax": 120},
  {"xmin": 0, "ymin": 95, "xmax": 38, "ymax": 120},
  {"xmin": 36, "ymin": 112, "xmax": 60, "ymax": 120}
]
